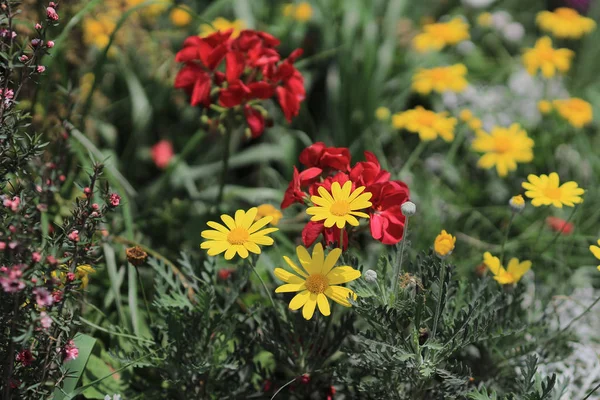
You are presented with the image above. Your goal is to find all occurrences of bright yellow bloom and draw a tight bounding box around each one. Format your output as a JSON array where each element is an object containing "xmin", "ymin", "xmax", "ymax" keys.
[
  {"xmin": 201, "ymin": 208, "xmax": 278, "ymax": 260},
  {"xmin": 477, "ymin": 12, "xmax": 493, "ymax": 28},
  {"xmin": 434, "ymin": 230, "xmax": 456, "ymax": 258},
  {"xmin": 306, "ymin": 181, "xmax": 372, "ymax": 229},
  {"xmin": 536, "ymin": 7, "xmax": 596, "ymax": 39},
  {"xmin": 552, "ymin": 98, "xmax": 593, "ymax": 128},
  {"xmin": 200, "ymin": 17, "xmax": 245, "ymax": 38},
  {"xmin": 483, "ymin": 252, "xmax": 531, "ymax": 285},
  {"xmin": 412, "ymin": 64, "xmax": 468, "ymax": 95},
  {"xmin": 392, "ymin": 106, "xmax": 457, "ymax": 142},
  {"xmin": 170, "ymin": 5, "xmax": 193, "ymax": 27},
  {"xmin": 375, "ymin": 106, "xmax": 391, "ymax": 121},
  {"xmin": 459, "ymin": 109, "xmax": 473, "ymax": 122},
  {"xmin": 294, "ymin": 2, "xmax": 313, "ymax": 21},
  {"xmin": 255, "ymin": 204, "xmax": 283, "ymax": 226},
  {"xmin": 471, "ymin": 124, "xmax": 534, "ymax": 177},
  {"xmin": 522, "ymin": 173, "xmax": 584, "ymax": 208},
  {"xmin": 82, "ymin": 17, "xmax": 116, "ymax": 48},
  {"xmin": 274, "ymin": 244, "xmax": 360, "ymax": 320},
  {"xmin": 412, "ymin": 17, "xmax": 470, "ymax": 52},
  {"xmin": 590, "ymin": 239, "xmax": 600, "ymax": 271},
  {"xmin": 76, "ymin": 265, "xmax": 96, "ymax": 289},
  {"xmin": 538, "ymin": 100, "xmax": 552, "ymax": 114},
  {"xmin": 522, "ymin": 37, "xmax": 574, "ymax": 78},
  {"xmin": 509, "ymin": 195, "xmax": 525, "ymax": 212},
  {"xmin": 467, "ymin": 118, "xmax": 482, "ymax": 130}
]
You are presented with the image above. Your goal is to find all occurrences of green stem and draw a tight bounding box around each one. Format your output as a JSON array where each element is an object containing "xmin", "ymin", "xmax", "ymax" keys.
[
  {"xmin": 216, "ymin": 126, "xmax": 233, "ymax": 210},
  {"xmin": 136, "ymin": 267, "xmax": 154, "ymax": 327},
  {"xmin": 399, "ymin": 141, "xmax": 427, "ymax": 177},
  {"xmin": 431, "ymin": 261, "xmax": 445, "ymax": 340},
  {"xmin": 558, "ymin": 294, "xmax": 600, "ymax": 337},
  {"xmin": 249, "ymin": 258, "xmax": 276, "ymax": 309},
  {"xmin": 445, "ymin": 126, "xmax": 466, "ymax": 164},
  {"xmin": 500, "ymin": 213, "xmax": 515, "ymax": 265},
  {"xmin": 391, "ymin": 217, "xmax": 409, "ymax": 303}
]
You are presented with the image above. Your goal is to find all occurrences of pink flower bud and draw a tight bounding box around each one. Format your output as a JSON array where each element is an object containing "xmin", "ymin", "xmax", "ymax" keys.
[
  {"xmin": 31, "ymin": 38, "xmax": 41, "ymax": 46},
  {"xmin": 108, "ymin": 193, "xmax": 120, "ymax": 207},
  {"xmin": 32, "ymin": 252, "xmax": 42, "ymax": 262},
  {"xmin": 35, "ymin": 23, "xmax": 42, "ymax": 30},
  {"xmin": 46, "ymin": 40, "xmax": 54, "ymax": 48},
  {"xmin": 46, "ymin": 7, "xmax": 59, "ymax": 21},
  {"xmin": 92, "ymin": 203, "xmax": 99, "ymax": 210},
  {"xmin": 68, "ymin": 230, "xmax": 79, "ymax": 242},
  {"xmin": 19, "ymin": 55, "xmax": 29, "ymax": 62},
  {"xmin": 83, "ymin": 187, "xmax": 92, "ymax": 196},
  {"xmin": 0, "ymin": 242, "xmax": 5, "ymax": 251},
  {"xmin": 36, "ymin": 65, "xmax": 46, "ymax": 73},
  {"xmin": 66, "ymin": 272, "xmax": 75, "ymax": 282}
]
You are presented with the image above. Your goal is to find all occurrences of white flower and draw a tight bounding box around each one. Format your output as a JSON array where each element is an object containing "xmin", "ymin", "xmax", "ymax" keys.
[
  {"xmin": 502, "ymin": 22, "xmax": 525, "ymax": 42},
  {"xmin": 457, "ymin": 40, "xmax": 476, "ymax": 55},
  {"xmin": 461, "ymin": 0, "xmax": 496, "ymax": 8},
  {"xmin": 491, "ymin": 10, "xmax": 512, "ymax": 29}
]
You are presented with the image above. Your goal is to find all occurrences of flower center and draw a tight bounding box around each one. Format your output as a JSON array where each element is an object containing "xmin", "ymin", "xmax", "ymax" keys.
[
  {"xmin": 493, "ymin": 136, "xmax": 513, "ymax": 153},
  {"xmin": 330, "ymin": 200, "xmax": 350, "ymax": 216},
  {"xmin": 305, "ymin": 274, "xmax": 329, "ymax": 294},
  {"xmin": 227, "ymin": 227, "xmax": 249, "ymax": 245},
  {"xmin": 538, "ymin": 48, "xmax": 556, "ymax": 62},
  {"xmin": 417, "ymin": 112, "xmax": 435, "ymax": 126},
  {"xmin": 543, "ymin": 187, "xmax": 562, "ymax": 200},
  {"xmin": 430, "ymin": 69, "xmax": 449, "ymax": 81}
]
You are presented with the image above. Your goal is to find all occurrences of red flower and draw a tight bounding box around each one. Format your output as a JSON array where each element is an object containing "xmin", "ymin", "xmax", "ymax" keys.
[
  {"xmin": 309, "ymin": 172, "xmax": 351, "ymax": 197},
  {"xmin": 272, "ymin": 50, "xmax": 305, "ymax": 122},
  {"xmin": 299, "ymin": 142, "xmax": 351, "ymax": 172},
  {"xmin": 546, "ymin": 216, "xmax": 574, "ymax": 235},
  {"xmin": 16, "ymin": 350, "xmax": 34, "ymax": 366},
  {"xmin": 244, "ymin": 106, "xmax": 265, "ymax": 138},
  {"xmin": 151, "ymin": 140, "xmax": 174, "ymax": 169},
  {"xmin": 369, "ymin": 181, "xmax": 410, "ymax": 245},
  {"xmin": 349, "ymin": 151, "xmax": 391, "ymax": 188},
  {"xmin": 301, "ymin": 221, "xmax": 348, "ymax": 250},
  {"xmin": 281, "ymin": 166, "xmax": 322, "ymax": 209}
]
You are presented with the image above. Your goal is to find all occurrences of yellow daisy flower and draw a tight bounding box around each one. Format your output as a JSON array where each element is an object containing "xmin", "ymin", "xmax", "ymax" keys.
[
  {"xmin": 434, "ymin": 230, "xmax": 456, "ymax": 258},
  {"xmin": 412, "ymin": 17, "xmax": 470, "ymax": 53},
  {"xmin": 392, "ymin": 106, "xmax": 457, "ymax": 142},
  {"xmin": 170, "ymin": 5, "xmax": 193, "ymax": 27},
  {"xmin": 536, "ymin": 7, "xmax": 596, "ymax": 39},
  {"xmin": 522, "ymin": 37, "xmax": 574, "ymax": 78},
  {"xmin": 459, "ymin": 109, "xmax": 473, "ymax": 122},
  {"xmin": 200, "ymin": 17, "xmax": 245, "ymax": 38},
  {"xmin": 471, "ymin": 124, "xmax": 534, "ymax": 177},
  {"xmin": 201, "ymin": 208, "xmax": 278, "ymax": 260},
  {"xmin": 538, "ymin": 100, "xmax": 552, "ymax": 114},
  {"xmin": 483, "ymin": 252, "xmax": 531, "ymax": 285},
  {"xmin": 552, "ymin": 98, "xmax": 593, "ymax": 128},
  {"xmin": 274, "ymin": 244, "xmax": 361, "ymax": 320},
  {"xmin": 375, "ymin": 106, "xmax": 391, "ymax": 121},
  {"xmin": 306, "ymin": 181, "xmax": 372, "ymax": 229},
  {"xmin": 522, "ymin": 173, "xmax": 585, "ymax": 208},
  {"xmin": 293, "ymin": 2, "xmax": 313, "ymax": 22},
  {"xmin": 412, "ymin": 64, "xmax": 468, "ymax": 95},
  {"xmin": 590, "ymin": 240, "xmax": 600, "ymax": 271},
  {"xmin": 255, "ymin": 204, "xmax": 283, "ymax": 226}
]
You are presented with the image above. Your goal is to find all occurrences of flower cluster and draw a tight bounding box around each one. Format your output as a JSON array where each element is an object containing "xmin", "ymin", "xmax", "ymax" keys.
[
  {"xmin": 281, "ymin": 143, "xmax": 410, "ymax": 247},
  {"xmin": 174, "ymin": 29, "xmax": 305, "ymax": 137}
]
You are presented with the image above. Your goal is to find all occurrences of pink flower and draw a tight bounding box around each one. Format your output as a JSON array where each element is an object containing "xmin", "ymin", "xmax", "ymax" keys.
[
  {"xmin": 68, "ymin": 230, "xmax": 80, "ymax": 242},
  {"xmin": 52, "ymin": 290, "xmax": 63, "ymax": 303},
  {"xmin": 40, "ymin": 312, "xmax": 52, "ymax": 329},
  {"xmin": 0, "ymin": 266, "xmax": 25, "ymax": 293},
  {"xmin": 108, "ymin": 193, "xmax": 120, "ymax": 207},
  {"xmin": 0, "ymin": 242, "xmax": 5, "ymax": 251},
  {"xmin": 32, "ymin": 252, "xmax": 42, "ymax": 262},
  {"xmin": 3, "ymin": 196, "xmax": 20, "ymax": 212},
  {"xmin": 63, "ymin": 340, "xmax": 79, "ymax": 362},
  {"xmin": 46, "ymin": 255, "xmax": 58, "ymax": 265},
  {"xmin": 46, "ymin": 40, "xmax": 54, "ymax": 48},
  {"xmin": 33, "ymin": 287, "xmax": 54, "ymax": 307},
  {"xmin": 66, "ymin": 272, "xmax": 75, "ymax": 282},
  {"xmin": 151, "ymin": 140, "xmax": 174, "ymax": 169},
  {"xmin": 19, "ymin": 54, "xmax": 28, "ymax": 62},
  {"xmin": 16, "ymin": 350, "xmax": 34, "ymax": 366},
  {"xmin": 36, "ymin": 65, "xmax": 46, "ymax": 73},
  {"xmin": 46, "ymin": 7, "xmax": 59, "ymax": 21}
]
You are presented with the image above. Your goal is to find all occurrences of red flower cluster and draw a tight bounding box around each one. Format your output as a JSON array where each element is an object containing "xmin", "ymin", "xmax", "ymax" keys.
[
  {"xmin": 281, "ymin": 143, "xmax": 410, "ymax": 248},
  {"xmin": 174, "ymin": 30, "xmax": 305, "ymax": 138}
]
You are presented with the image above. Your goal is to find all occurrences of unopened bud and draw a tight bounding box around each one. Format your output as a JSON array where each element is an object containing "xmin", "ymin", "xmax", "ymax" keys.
[
  {"xmin": 364, "ymin": 269, "xmax": 378, "ymax": 283},
  {"xmin": 401, "ymin": 201, "xmax": 416, "ymax": 217}
]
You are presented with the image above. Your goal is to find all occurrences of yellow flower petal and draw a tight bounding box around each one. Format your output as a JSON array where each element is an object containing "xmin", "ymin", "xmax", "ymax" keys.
[
  {"xmin": 302, "ymin": 294, "xmax": 318, "ymax": 319},
  {"xmin": 289, "ymin": 290, "xmax": 310, "ymax": 310},
  {"xmin": 317, "ymin": 293, "xmax": 331, "ymax": 316}
]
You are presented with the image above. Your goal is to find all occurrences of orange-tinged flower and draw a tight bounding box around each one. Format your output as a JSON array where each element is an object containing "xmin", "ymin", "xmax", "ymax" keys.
[
  {"xmin": 255, "ymin": 204, "xmax": 283, "ymax": 225},
  {"xmin": 536, "ymin": 7, "xmax": 596, "ymax": 39},
  {"xmin": 412, "ymin": 64, "xmax": 468, "ymax": 95},
  {"xmin": 412, "ymin": 17, "xmax": 470, "ymax": 52},
  {"xmin": 523, "ymin": 37, "xmax": 574, "ymax": 78},
  {"xmin": 170, "ymin": 5, "xmax": 193, "ymax": 27},
  {"xmin": 552, "ymin": 98, "xmax": 593, "ymax": 128}
]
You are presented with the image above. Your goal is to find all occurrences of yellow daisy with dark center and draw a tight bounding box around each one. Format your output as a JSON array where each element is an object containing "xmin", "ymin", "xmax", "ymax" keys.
[
  {"xmin": 522, "ymin": 173, "xmax": 584, "ymax": 208},
  {"xmin": 201, "ymin": 208, "xmax": 278, "ymax": 260},
  {"xmin": 274, "ymin": 244, "xmax": 361, "ymax": 320},
  {"xmin": 306, "ymin": 181, "xmax": 372, "ymax": 229}
]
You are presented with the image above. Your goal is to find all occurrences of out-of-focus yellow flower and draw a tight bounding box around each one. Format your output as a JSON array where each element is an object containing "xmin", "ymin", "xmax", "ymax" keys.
[
  {"xmin": 393, "ymin": 106, "xmax": 457, "ymax": 142},
  {"xmin": 412, "ymin": 17, "xmax": 470, "ymax": 53},
  {"xmin": 412, "ymin": 64, "xmax": 468, "ymax": 95},
  {"xmin": 434, "ymin": 230, "xmax": 456, "ymax": 258},
  {"xmin": 477, "ymin": 12, "xmax": 493, "ymax": 28},
  {"xmin": 467, "ymin": 118, "xmax": 483, "ymax": 130},
  {"xmin": 590, "ymin": 239, "xmax": 600, "ymax": 271},
  {"xmin": 522, "ymin": 172, "xmax": 584, "ymax": 208},
  {"xmin": 471, "ymin": 124, "xmax": 534, "ymax": 177},
  {"xmin": 509, "ymin": 195, "xmax": 526, "ymax": 212},
  {"xmin": 170, "ymin": 5, "xmax": 193, "ymax": 27},
  {"xmin": 82, "ymin": 17, "xmax": 116, "ymax": 48},
  {"xmin": 522, "ymin": 37, "xmax": 574, "ymax": 78},
  {"xmin": 282, "ymin": 4, "xmax": 295, "ymax": 17},
  {"xmin": 76, "ymin": 265, "xmax": 96, "ymax": 289},
  {"xmin": 199, "ymin": 17, "xmax": 245, "ymax": 38},
  {"xmin": 294, "ymin": 2, "xmax": 313, "ymax": 22},
  {"xmin": 459, "ymin": 109, "xmax": 473, "ymax": 122},
  {"xmin": 536, "ymin": 7, "xmax": 596, "ymax": 39},
  {"xmin": 483, "ymin": 252, "xmax": 531, "ymax": 285},
  {"xmin": 538, "ymin": 100, "xmax": 552, "ymax": 114},
  {"xmin": 375, "ymin": 106, "xmax": 391, "ymax": 121},
  {"xmin": 255, "ymin": 204, "xmax": 283, "ymax": 226},
  {"xmin": 552, "ymin": 98, "xmax": 593, "ymax": 128},
  {"xmin": 79, "ymin": 73, "xmax": 95, "ymax": 100}
]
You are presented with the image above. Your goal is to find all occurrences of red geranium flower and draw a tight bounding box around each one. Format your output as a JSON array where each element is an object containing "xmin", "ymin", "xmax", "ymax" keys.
[
  {"xmin": 546, "ymin": 216, "xmax": 574, "ymax": 235},
  {"xmin": 281, "ymin": 166, "xmax": 322, "ymax": 209},
  {"xmin": 302, "ymin": 221, "xmax": 348, "ymax": 250},
  {"xmin": 299, "ymin": 142, "xmax": 352, "ymax": 172},
  {"xmin": 369, "ymin": 181, "xmax": 410, "ymax": 245},
  {"xmin": 349, "ymin": 151, "xmax": 391, "ymax": 188}
]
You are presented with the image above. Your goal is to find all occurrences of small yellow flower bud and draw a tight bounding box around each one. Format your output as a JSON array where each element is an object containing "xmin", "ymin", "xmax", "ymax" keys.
[
  {"xmin": 434, "ymin": 230, "xmax": 456, "ymax": 258},
  {"xmin": 538, "ymin": 100, "xmax": 552, "ymax": 114},
  {"xmin": 375, "ymin": 106, "xmax": 391, "ymax": 121},
  {"xmin": 459, "ymin": 109, "xmax": 473, "ymax": 122},
  {"xmin": 509, "ymin": 195, "xmax": 525, "ymax": 212}
]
